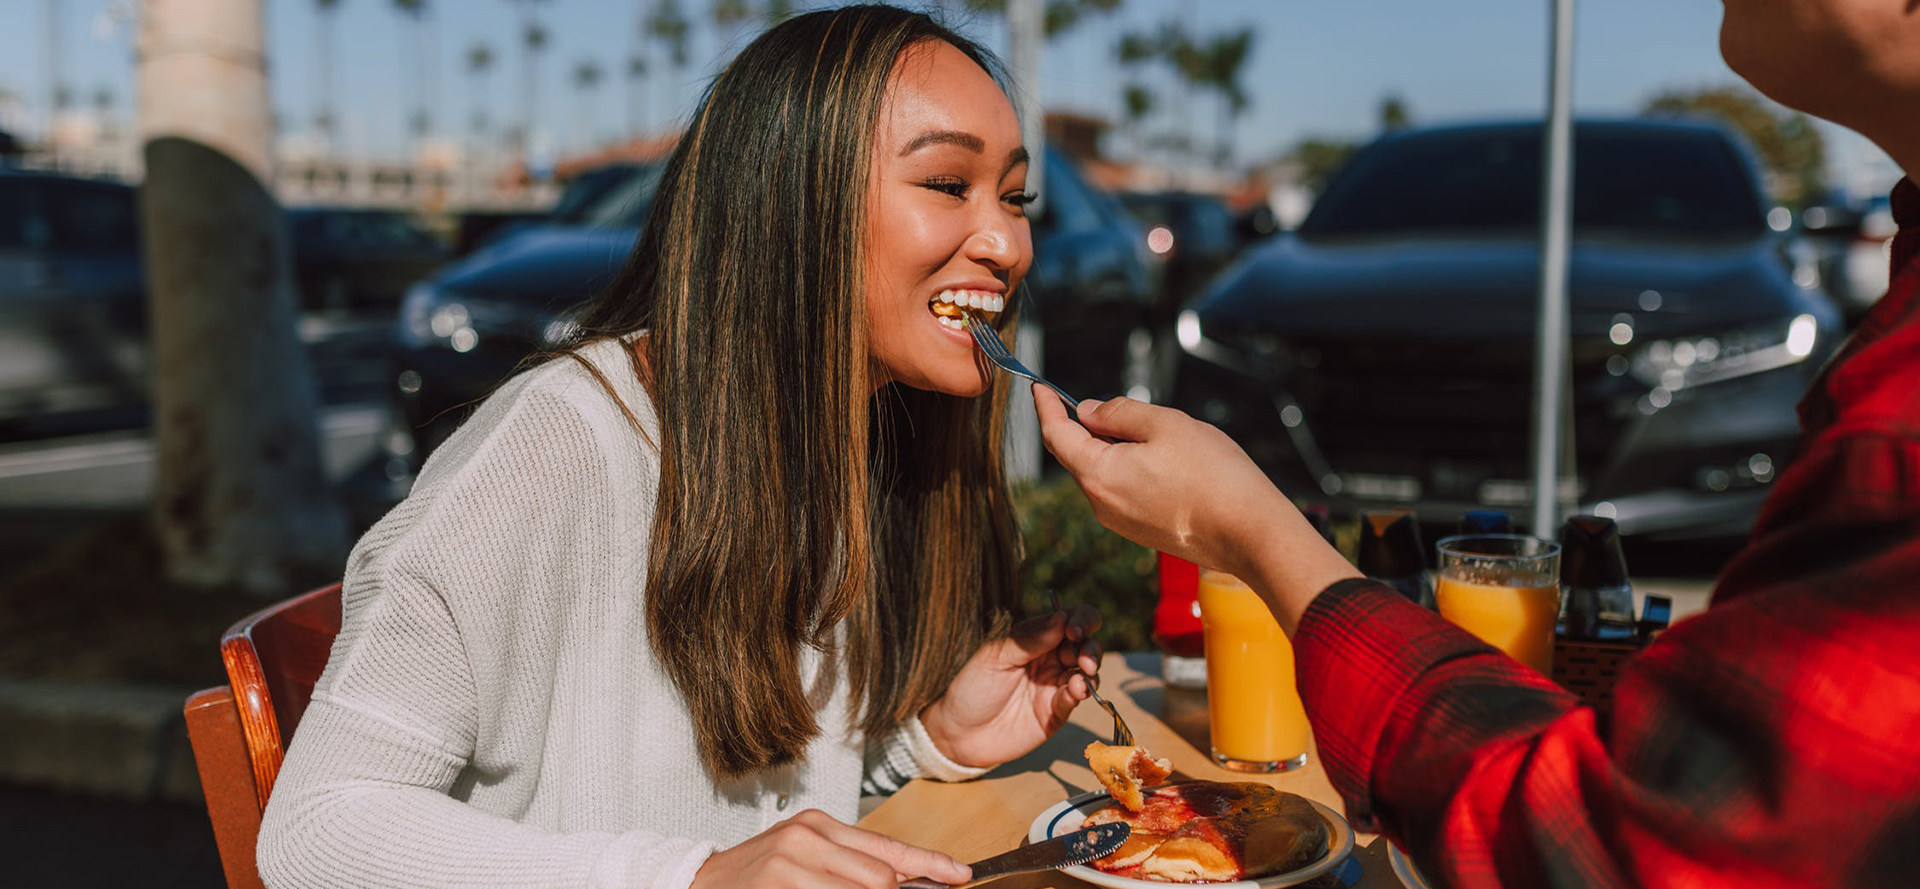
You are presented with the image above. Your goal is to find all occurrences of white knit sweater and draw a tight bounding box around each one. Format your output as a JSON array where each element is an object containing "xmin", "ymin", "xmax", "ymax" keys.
[{"xmin": 257, "ymin": 335, "xmax": 987, "ymax": 889}]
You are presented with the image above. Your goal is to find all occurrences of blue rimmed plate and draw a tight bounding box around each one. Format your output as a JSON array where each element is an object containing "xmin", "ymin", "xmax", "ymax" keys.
[
  {"xmin": 1027, "ymin": 788, "xmax": 1355, "ymax": 888},
  {"xmin": 1385, "ymin": 842, "xmax": 1433, "ymax": 889}
]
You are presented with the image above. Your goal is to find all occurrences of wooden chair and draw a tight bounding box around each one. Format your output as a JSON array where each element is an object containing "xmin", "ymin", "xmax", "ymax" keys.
[{"xmin": 183, "ymin": 583, "xmax": 344, "ymax": 889}]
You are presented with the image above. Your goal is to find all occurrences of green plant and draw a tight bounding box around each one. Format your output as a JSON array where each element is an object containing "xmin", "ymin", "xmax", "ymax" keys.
[{"xmin": 1012, "ymin": 477, "xmax": 1157, "ymax": 651}]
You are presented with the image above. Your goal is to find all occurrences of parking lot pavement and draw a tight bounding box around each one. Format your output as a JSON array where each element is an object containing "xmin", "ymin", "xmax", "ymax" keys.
[
  {"xmin": 0, "ymin": 783, "xmax": 225, "ymax": 889},
  {"xmin": 0, "ymin": 402, "xmax": 393, "ymax": 511}
]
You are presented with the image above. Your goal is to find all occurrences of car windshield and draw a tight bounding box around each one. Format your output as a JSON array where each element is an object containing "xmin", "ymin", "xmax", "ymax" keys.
[
  {"xmin": 578, "ymin": 165, "xmax": 663, "ymax": 228},
  {"xmin": 551, "ymin": 165, "xmax": 644, "ymax": 223},
  {"xmin": 1299, "ymin": 126, "xmax": 1767, "ymax": 240}
]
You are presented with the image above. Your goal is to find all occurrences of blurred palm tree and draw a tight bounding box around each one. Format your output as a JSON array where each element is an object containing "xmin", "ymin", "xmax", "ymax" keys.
[
  {"xmin": 508, "ymin": 0, "xmax": 555, "ymax": 151},
  {"xmin": 948, "ymin": 0, "xmax": 1121, "ymax": 39},
  {"xmin": 92, "ymin": 85, "xmax": 116, "ymax": 136},
  {"xmin": 314, "ymin": 0, "xmax": 343, "ymax": 150},
  {"xmin": 625, "ymin": 53, "xmax": 648, "ymax": 137},
  {"xmin": 1379, "ymin": 93, "xmax": 1411, "ymax": 133},
  {"xmin": 572, "ymin": 58, "xmax": 604, "ymax": 151},
  {"xmin": 467, "ymin": 42, "xmax": 496, "ymax": 136},
  {"xmin": 392, "ymin": 0, "xmax": 433, "ymax": 148},
  {"xmin": 645, "ymin": 0, "xmax": 691, "ymax": 123},
  {"xmin": 710, "ymin": 0, "xmax": 753, "ymax": 65},
  {"xmin": 1122, "ymin": 82, "xmax": 1152, "ymax": 157},
  {"xmin": 711, "ymin": 0, "xmax": 793, "ymax": 61},
  {"xmin": 1195, "ymin": 27, "xmax": 1252, "ymax": 165},
  {"xmin": 1116, "ymin": 20, "xmax": 1252, "ymax": 167}
]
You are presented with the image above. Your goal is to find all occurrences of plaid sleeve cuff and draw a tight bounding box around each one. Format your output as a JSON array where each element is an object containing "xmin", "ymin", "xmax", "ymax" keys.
[{"xmin": 1293, "ymin": 578, "xmax": 1499, "ymax": 829}]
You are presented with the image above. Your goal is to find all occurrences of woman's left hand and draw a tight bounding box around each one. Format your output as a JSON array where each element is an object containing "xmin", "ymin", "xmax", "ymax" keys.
[{"xmin": 919, "ymin": 605, "xmax": 1104, "ymax": 769}]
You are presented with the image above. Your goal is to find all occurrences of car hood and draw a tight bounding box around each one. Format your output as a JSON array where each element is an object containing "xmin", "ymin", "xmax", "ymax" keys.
[
  {"xmin": 1196, "ymin": 233, "xmax": 1815, "ymax": 341},
  {"xmin": 436, "ymin": 225, "xmax": 637, "ymax": 307}
]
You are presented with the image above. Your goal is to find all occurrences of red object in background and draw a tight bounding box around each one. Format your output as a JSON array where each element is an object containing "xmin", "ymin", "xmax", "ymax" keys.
[{"xmin": 1154, "ymin": 553, "xmax": 1205, "ymax": 656}]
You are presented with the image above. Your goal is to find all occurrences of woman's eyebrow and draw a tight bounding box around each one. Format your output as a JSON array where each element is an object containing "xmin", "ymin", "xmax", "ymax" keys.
[
  {"xmin": 899, "ymin": 129, "xmax": 985, "ymax": 156},
  {"xmin": 1003, "ymin": 146, "xmax": 1029, "ymax": 179}
]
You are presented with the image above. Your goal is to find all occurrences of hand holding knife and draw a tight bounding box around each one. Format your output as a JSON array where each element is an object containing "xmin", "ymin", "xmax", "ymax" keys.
[{"xmin": 898, "ymin": 822, "xmax": 1130, "ymax": 888}]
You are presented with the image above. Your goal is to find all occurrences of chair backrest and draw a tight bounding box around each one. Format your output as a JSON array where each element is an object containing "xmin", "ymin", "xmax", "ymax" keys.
[
  {"xmin": 220, "ymin": 582, "xmax": 344, "ymax": 808},
  {"xmin": 184, "ymin": 582, "xmax": 343, "ymax": 889}
]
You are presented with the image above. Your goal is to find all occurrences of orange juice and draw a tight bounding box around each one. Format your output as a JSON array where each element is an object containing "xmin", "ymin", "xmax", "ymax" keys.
[
  {"xmin": 1196, "ymin": 570, "xmax": 1311, "ymax": 771},
  {"xmin": 1434, "ymin": 570, "xmax": 1560, "ymax": 674}
]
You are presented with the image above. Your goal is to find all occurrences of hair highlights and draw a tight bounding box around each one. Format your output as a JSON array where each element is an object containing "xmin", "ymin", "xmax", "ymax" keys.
[{"xmin": 560, "ymin": 4, "xmax": 1021, "ymax": 779}]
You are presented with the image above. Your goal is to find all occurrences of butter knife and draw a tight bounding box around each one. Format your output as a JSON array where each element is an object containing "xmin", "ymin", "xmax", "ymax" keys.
[{"xmin": 899, "ymin": 822, "xmax": 1130, "ymax": 888}]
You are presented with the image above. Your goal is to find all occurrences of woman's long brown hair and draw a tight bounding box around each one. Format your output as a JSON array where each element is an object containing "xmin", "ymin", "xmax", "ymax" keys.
[{"xmin": 555, "ymin": 5, "xmax": 1022, "ymax": 780}]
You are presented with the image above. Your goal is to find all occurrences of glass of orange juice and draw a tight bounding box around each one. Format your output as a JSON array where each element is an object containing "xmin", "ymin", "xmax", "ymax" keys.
[
  {"xmin": 1196, "ymin": 569, "xmax": 1311, "ymax": 772},
  {"xmin": 1434, "ymin": 535, "xmax": 1562, "ymax": 674}
]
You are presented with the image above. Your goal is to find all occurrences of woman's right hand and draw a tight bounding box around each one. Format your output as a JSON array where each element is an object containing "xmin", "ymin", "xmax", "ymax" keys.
[{"xmin": 690, "ymin": 809, "xmax": 971, "ymax": 889}]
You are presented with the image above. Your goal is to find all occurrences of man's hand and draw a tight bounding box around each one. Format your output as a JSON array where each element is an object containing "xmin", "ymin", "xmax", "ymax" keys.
[{"xmin": 1033, "ymin": 388, "xmax": 1359, "ymax": 632}]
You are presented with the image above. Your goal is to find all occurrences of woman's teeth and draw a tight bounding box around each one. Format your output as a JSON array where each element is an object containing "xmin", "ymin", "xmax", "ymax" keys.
[{"xmin": 930, "ymin": 290, "xmax": 1004, "ymax": 332}]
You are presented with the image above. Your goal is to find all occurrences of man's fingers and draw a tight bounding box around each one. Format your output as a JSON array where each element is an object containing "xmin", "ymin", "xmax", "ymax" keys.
[
  {"xmin": 1078, "ymin": 396, "xmax": 1179, "ymax": 443},
  {"xmin": 1034, "ymin": 386, "xmax": 1109, "ymax": 472}
]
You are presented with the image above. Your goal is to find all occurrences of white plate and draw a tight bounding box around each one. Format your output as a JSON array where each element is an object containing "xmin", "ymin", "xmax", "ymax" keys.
[
  {"xmin": 1027, "ymin": 788, "xmax": 1355, "ymax": 888},
  {"xmin": 1384, "ymin": 842, "xmax": 1432, "ymax": 889}
]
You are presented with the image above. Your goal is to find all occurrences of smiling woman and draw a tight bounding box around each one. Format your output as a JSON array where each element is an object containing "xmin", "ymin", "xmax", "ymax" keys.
[{"xmin": 255, "ymin": 7, "xmax": 1104, "ymax": 889}]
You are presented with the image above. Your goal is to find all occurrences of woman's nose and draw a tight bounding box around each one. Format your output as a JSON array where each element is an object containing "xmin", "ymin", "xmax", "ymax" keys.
[{"xmin": 965, "ymin": 204, "xmax": 1024, "ymax": 271}]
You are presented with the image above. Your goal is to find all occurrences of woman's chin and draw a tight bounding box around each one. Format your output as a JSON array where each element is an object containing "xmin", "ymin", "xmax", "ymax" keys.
[{"xmin": 892, "ymin": 367, "xmax": 995, "ymax": 399}]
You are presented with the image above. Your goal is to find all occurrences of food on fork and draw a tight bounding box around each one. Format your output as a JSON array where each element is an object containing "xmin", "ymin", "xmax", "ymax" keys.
[
  {"xmin": 1082, "ymin": 781, "xmax": 1329, "ymax": 883},
  {"xmin": 1085, "ymin": 741, "xmax": 1173, "ymax": 812},
  {"xmin": 929, "ymin": 288, "xmax": 1004, "ymax": 330}
]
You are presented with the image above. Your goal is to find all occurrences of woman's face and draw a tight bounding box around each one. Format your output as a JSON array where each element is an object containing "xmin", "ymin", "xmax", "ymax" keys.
[{"xmin": 865, "ymin": 41, "xmax": 1034, "ymax": 398}]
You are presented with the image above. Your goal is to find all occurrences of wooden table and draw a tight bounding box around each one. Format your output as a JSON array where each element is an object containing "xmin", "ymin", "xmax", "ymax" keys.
[{"xmin": 859, "ymin": 652, "xmax": 1414, "ymax": 888}]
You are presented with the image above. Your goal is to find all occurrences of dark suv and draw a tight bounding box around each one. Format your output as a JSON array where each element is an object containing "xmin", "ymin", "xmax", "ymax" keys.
[
  {"xmin": 1169, "ymin": 120, "xmax": 1841, "ymax": 539},
  {"xmin": 0, "ymin": 170, "xmax": 145, "ymax": 433},
  {"xmin": 389, "ymin": 151, "xmax": 1160, "ymax": 469}
]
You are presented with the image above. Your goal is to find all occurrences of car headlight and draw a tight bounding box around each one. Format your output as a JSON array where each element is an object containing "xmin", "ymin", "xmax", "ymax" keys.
[
  {"xmin": 399, "ymin": 283, "xmax": 480, "ymax": 353},
  {"xmin": 1630, "ymin": 313, "xmax": 1818, "ymax": 391},
  {"xmin": 1177, "ymin": 310, "xmax": 1291, "ymax": 378}
]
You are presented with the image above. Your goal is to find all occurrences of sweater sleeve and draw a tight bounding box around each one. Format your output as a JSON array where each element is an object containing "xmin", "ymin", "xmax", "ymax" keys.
[
  {"xmin": 860, "ymin": 715, "xmax": 992, "ymax": 796},
  {"xmin": 257, "ymin": 378, "xmax": 714, "ymax": 889}
]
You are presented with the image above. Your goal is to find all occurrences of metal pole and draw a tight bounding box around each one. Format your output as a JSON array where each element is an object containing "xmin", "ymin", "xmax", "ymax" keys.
[
  {"xmin": 45, "ymin": 0, "xmax": 63, "ymax": 167},
  {"xmin": 1530, "ymin": 0, "xmax": 1576, "ymax": 537},
  {"xmin": 1005, "ymin": 0, "xmax": 1044, "ymax": 483}
]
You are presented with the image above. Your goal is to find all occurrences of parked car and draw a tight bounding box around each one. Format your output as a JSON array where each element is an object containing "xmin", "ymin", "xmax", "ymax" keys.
[
  {"xmin": 0, "ymin": 169, "xmax": 146, "ymax": 433},
  {"xmin": 1169, "ymin": 119, "xmax": 1843, "ymax": 540},
  {"xmin": 1120, "ymin": 190, "xmax": 1242, "ymax": 315},
  {"xmin": 389, "ymin": 152, "xmax": 1161, "ymax": 470},
  {"xmin": 1799, "ymin": 190, "xmax": 1898, "ymax": 323},
  {"xmin": 452, "ymin": 164, "xmax": 651, "ymax": 257},
  {"xmin": 287, "ymin": 207, "xmax": 448, "ymax": 312},
  {"xmin": 1024, "ymin": 151, "xmax": 1162, "ymax": 403}
]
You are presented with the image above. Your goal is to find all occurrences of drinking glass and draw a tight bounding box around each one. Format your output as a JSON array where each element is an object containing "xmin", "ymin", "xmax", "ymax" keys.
[
  {"xmin": 1196, "ymin": 569, "xmax": 1310, "ymax": 772},
  {"xmin": 1434, "ymin": 535, "xmax": 1562, "ymax": 674}
]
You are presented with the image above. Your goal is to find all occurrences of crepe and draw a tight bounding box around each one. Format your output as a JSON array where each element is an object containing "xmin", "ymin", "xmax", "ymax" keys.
[
  {"xmin": 1085, "ymin": 741, "xmax": 1173, "ymax": 812},
  {"xmin": 1083, "ymin": 781, "xmax": 1329, "ymax": 883}
]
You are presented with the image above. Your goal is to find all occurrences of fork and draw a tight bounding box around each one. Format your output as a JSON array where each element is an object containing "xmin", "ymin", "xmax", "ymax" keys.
[
  {"xmin": 1049, "ymin": 589, "xmax": 1134, "ymax": 747},
  {"xmin": 967, "ymin": 314, "xmax": 1086, "ymax": 425},
  {"xmin": 1081, "ymin": 670, "xmax": 1135, "ymax": 747}
]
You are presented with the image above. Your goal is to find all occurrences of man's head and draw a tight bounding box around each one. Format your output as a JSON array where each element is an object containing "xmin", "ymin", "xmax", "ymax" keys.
[{"xmin": 1720, "ymin": 0, "xmax": 1920, "ymax": 168}]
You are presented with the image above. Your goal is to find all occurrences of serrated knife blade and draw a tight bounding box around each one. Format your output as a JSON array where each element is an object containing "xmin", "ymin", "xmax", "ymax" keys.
[{"xmin": 898, "ymin": 821, "xmax": 1130, "ymax": 888}]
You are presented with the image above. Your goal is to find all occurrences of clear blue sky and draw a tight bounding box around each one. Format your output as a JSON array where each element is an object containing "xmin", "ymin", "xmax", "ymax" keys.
[{"xmin": 0, "ymin": 0, "xmax": 1888, "ymax": 178}]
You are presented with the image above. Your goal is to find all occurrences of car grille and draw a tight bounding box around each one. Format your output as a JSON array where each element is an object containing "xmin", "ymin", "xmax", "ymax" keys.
[{"xmin": 1286, "ymin": 337, "xmax": 1627, "ymax": 502}]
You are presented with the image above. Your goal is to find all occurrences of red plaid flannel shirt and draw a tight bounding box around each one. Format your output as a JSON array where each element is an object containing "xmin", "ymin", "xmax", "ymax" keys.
[{"xmin": 1293, "ymin": 179, "xmax": 1920, "ymax": 889}]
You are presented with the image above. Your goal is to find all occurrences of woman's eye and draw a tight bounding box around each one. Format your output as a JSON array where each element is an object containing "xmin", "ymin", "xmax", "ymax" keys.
[
  {"xmin": 1005, "ymin": 191, "xmax": 1038, "ymax": 209},
  {"xmin": 922, "ymin": 177, "xmax": 969, "ymax": 198}
]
